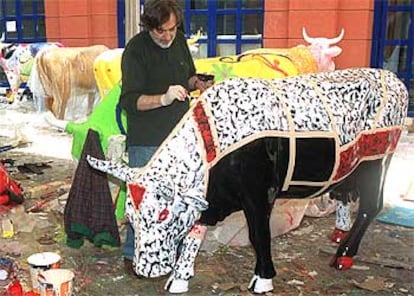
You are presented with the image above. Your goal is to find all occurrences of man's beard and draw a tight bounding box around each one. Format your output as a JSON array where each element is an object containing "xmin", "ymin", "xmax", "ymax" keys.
[{"xmin": 150, "ymin": 32, "xmax": 174, "ymax": 48}]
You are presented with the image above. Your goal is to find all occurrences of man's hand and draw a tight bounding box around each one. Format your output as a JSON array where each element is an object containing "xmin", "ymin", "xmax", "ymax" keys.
[
  {"xmin": 189, "ymin": 74, "xmax": 215, "ymax": 93},
  {"xmin": 161, "ymin": 85, "xmax": 188, "ymax": 106}
]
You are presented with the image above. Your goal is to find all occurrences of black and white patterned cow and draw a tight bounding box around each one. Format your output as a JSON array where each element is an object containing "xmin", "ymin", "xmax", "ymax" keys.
[{"xmin": 88, "ymin": 68, "xmax": 408, "ymax": 294}]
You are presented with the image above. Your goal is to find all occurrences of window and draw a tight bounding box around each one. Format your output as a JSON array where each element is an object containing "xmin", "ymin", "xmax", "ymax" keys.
[
  {"xmin": 0, "ymin": 0, "xmax": 46, "ymax": 42},
  {"xmin": 372, "ymin": 0, "xmax": 414, "ymax": 116},
  {"xmin": 140, "ymin": 0, "xmax": 264, "ymax": 58}
]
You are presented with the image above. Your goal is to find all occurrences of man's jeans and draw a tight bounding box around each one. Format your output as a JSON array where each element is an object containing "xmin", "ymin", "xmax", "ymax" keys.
[{"xmin": 123, "ymin": 145, "xmax": 158, "ymax": 260}]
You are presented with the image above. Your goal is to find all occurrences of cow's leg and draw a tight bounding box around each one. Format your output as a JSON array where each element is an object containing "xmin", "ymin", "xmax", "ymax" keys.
[
  {"xmin": 164, "ymin": 223, "xmax": 207, "ymax": 294},
  {"xmin": 58, "ymin": 87, "xmax": 69, "ymax": 120},
  {"xmin": 330, "ymin": 181, "xmax": 360, "ymax": 243},
  {"xmin": 242, "ymin": 191, "xmax": 275, "ymax": 293},
  {"xmin": 330, "ymin": 200, "xmax": 352, "ymax": 243},
  {"xmin": 53, "ymin": 71, "xmax": 70, "ymax": 119},
  {"xmin": 331, "ymin": 157, "xmax": 390, "ymax": 270},
  {"xmin": 87, "ymin": 91, "xmax": 97, "ymax": 113}
]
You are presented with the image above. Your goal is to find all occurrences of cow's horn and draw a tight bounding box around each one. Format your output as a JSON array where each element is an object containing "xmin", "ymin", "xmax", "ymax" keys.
[
  {"xmin": 328, "ymin": 28, "xmax": 345, "ymax": 45},
  {"xmin": 302, "ymin": 27, "xmax": 314, "ymax": 44},
  {"xmin": 187, "ymin": 30, "xmax": 201, "ymax": 46}
]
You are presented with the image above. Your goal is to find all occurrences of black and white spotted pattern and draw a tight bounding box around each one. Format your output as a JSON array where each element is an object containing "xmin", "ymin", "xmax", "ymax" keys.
[
  {"xmin": 335, "ymin": 201, "xmax": 352, "ymax": 231},
  {"xmin": 203, "ymin": 68, "xmax": 407, "ymax": 151}
]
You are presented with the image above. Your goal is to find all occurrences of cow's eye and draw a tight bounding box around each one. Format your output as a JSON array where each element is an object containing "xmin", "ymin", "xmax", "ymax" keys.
[{"xmin": 158, "ymin": 208, "xmax": 169, "ymax": 221}]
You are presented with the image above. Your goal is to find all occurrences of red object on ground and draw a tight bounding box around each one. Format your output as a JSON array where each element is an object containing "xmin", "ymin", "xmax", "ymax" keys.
[
  {"xmin": 330, "ymin": 227, "xmax": 349, "ymax": 243},
  {"xmin": 330, "ymin": 256, "xmax": 354, "ymax": 270},
  {"xmin": 0, "ymin": 162, "xmax": 24, "ymax": 206},
  {"xmin": 7, "ymin": 279, "xmax": 23, "ymax": 296},
  {"xmin": 0, "ymin": 194, "xmax": 9, "ymax": 204}
]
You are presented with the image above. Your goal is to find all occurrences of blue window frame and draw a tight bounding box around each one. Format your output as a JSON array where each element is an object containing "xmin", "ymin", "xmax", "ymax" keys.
[
  {"xmin": 117, "ymin": 0, "xmax": 126, "ymax": 48},
  {"xmin": 0, "ymin": 0, "xmax": 46, "ymax": 43},
  {"xmin": 182, "ymin": 0, "xmax": 263, "ymax": 57},
  {"xmin": 137, "ymin": 0, "xmax": 264, "ymax": 58},
  {"xmin": 371, "ymin": 0, "xmax": 414, "ymax": 116}
]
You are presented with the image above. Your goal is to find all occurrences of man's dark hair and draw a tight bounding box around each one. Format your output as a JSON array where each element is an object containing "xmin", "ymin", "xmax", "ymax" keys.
[{"xmin": 141, "ymin": 0, "xmax": 183, "ymax": 31}]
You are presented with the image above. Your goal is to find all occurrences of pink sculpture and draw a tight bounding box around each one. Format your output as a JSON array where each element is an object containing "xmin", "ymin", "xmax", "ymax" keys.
[{"xmin": 302, "ymin": 27, "xmax": 345, "ymax": 72}]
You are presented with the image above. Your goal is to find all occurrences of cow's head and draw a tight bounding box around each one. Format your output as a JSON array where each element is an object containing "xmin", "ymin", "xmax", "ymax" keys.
[
  {"xmin": 302, "ymin": 27, "xmax": 345, "ymax": 72},
  {"xmin": 87, "ymin": 127, "xmax": 209, "ymax": 278},
  {"xmin": 187, "ymin": 30, "xmax": 201, "ymax": 54},
  {"xmin": 125, "ymin": 142, "xmax": 208, "ymax": 277}
]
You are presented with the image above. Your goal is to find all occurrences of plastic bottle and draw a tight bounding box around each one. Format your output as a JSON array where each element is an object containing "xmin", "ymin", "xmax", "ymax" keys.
[{"xmin": 1, "ymin": 218, "xmax": 14, "ymax": 238}]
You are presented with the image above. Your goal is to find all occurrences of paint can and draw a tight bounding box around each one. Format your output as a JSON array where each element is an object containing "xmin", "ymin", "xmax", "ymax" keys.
[
  {"xmin": 38, "ymin": 269, "xmax": 74, "ymax": 296},
  {"xmin": 27, "ymin": 252, "xmax": 61, "ymax": 294}
]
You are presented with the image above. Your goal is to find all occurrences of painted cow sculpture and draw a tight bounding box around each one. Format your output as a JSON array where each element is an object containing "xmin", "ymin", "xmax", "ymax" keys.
[
  {"xmin": 87, "ymin": 68, "xmax": 408, "ymax": 294},
  {"xmin": 301, "ymin": 27, "xmax": 344, "ymax": 72},
  {"xmin": 0, "ymin": 41, "xmax": 62, "ymax": 103},
  {"xmin": 30, "ymin": 45, "xmax": 109, "ymax": 120}
]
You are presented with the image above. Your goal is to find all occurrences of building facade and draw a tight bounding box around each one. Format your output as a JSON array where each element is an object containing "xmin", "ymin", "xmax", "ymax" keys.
[{"xmin": 0, "ymin": 0, "xmax": 412, "ymax": 114}]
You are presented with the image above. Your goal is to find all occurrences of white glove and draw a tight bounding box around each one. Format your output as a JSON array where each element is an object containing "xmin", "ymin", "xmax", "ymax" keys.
[{"xmin": 161, "ymin": 85, "xmax": 187, "ymax": 106}]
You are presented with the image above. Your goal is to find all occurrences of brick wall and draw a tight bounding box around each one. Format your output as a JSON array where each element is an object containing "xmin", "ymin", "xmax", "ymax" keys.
[
  {"xmin": 44, "ymin": 0, "xmax": 118, "ymax": 48},
  {"xmin": 263, "ymin": 0, "xmax": 374, "ymax": 69}
]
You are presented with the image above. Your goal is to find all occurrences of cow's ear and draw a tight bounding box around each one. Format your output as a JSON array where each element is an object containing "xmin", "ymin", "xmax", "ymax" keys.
[{"xmin": 182, "ymin": 195, "xmax": 209, "ymax": 211}]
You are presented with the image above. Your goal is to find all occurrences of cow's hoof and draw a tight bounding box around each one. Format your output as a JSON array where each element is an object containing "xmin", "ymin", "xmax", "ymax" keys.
[
  {"xmin": 330, "ymin": 256, "xmax": 353, "ymax": 270},
  {"xmin": 330, "ymin": 228, "xmax": 349, "ymax": 243},
  {"xmin": 248, "ymin": 275, "xmax": 273, "ymax": 294},
  {"xmin": 164, "ymin": 277, "xmax": 189, "ymax": 294}
]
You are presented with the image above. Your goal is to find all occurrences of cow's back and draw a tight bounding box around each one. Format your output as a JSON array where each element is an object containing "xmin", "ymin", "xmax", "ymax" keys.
[
  {"xmin": 200, "ymin": 68, "xmax": 408, "ymax": 153},
  {"xmin": 193, "ymin": 68, "xmax": 408, "ymax": 198},
  {"xmin": 37, "ymin": 45, "xmax": 108, "ymax": 90},
  {"xmin": 200, "ymin": 68, "xmax": 408, "ymax": 224}
]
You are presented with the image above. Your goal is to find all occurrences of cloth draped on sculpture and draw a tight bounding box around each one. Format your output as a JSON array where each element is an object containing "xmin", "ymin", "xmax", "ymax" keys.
[{"xmin": 64, "ymin": 129, "xmax": 120, "ymax": 248}]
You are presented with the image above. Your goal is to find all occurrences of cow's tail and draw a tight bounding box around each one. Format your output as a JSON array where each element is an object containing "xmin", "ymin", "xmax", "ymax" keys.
[{"xmin": 86, "ymin": 155, "xmax": 139, "ymax": 182}]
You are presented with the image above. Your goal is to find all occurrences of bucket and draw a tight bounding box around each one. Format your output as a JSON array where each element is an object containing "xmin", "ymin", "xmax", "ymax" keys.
[
  {"xmin": 38, "ymin": 269, "xmax": 74, "ymax": 296},
  {"xmin": 27, "ymin": 252, "xmax": 61, "ymax": 293}
]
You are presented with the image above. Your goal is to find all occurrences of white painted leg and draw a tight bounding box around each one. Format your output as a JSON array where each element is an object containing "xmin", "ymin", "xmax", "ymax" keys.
[
  {"xmin": 164, "ymin": 277, "xmax": 189, "ymax": 294},
  {"xmin": 335, "ymin": 201, "xmax": 351, "ymax": 231},
  {"xmin": 248, "ymin": 274, "xmax": 274, "ymax": 293},
  {"xmin": 165, "ymin": 224, "xmax": 207, "ymax": 294}
]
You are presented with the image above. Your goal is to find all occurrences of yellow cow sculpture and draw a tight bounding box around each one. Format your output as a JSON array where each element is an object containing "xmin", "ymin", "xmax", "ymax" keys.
[
  {"xmin": 93, "ymin": 28, "xmax": 344, "ymax": 99},
  {"xmin": 93, "ymin": 48, "xmax": 124, "ymax": 99},
  {"xmin": 192, "ymin": 46, "xmax": 318, "ymax": 96},
  {"xmin": 93, "ymin": 46, "xmax": 318, "ymax": 99}
]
